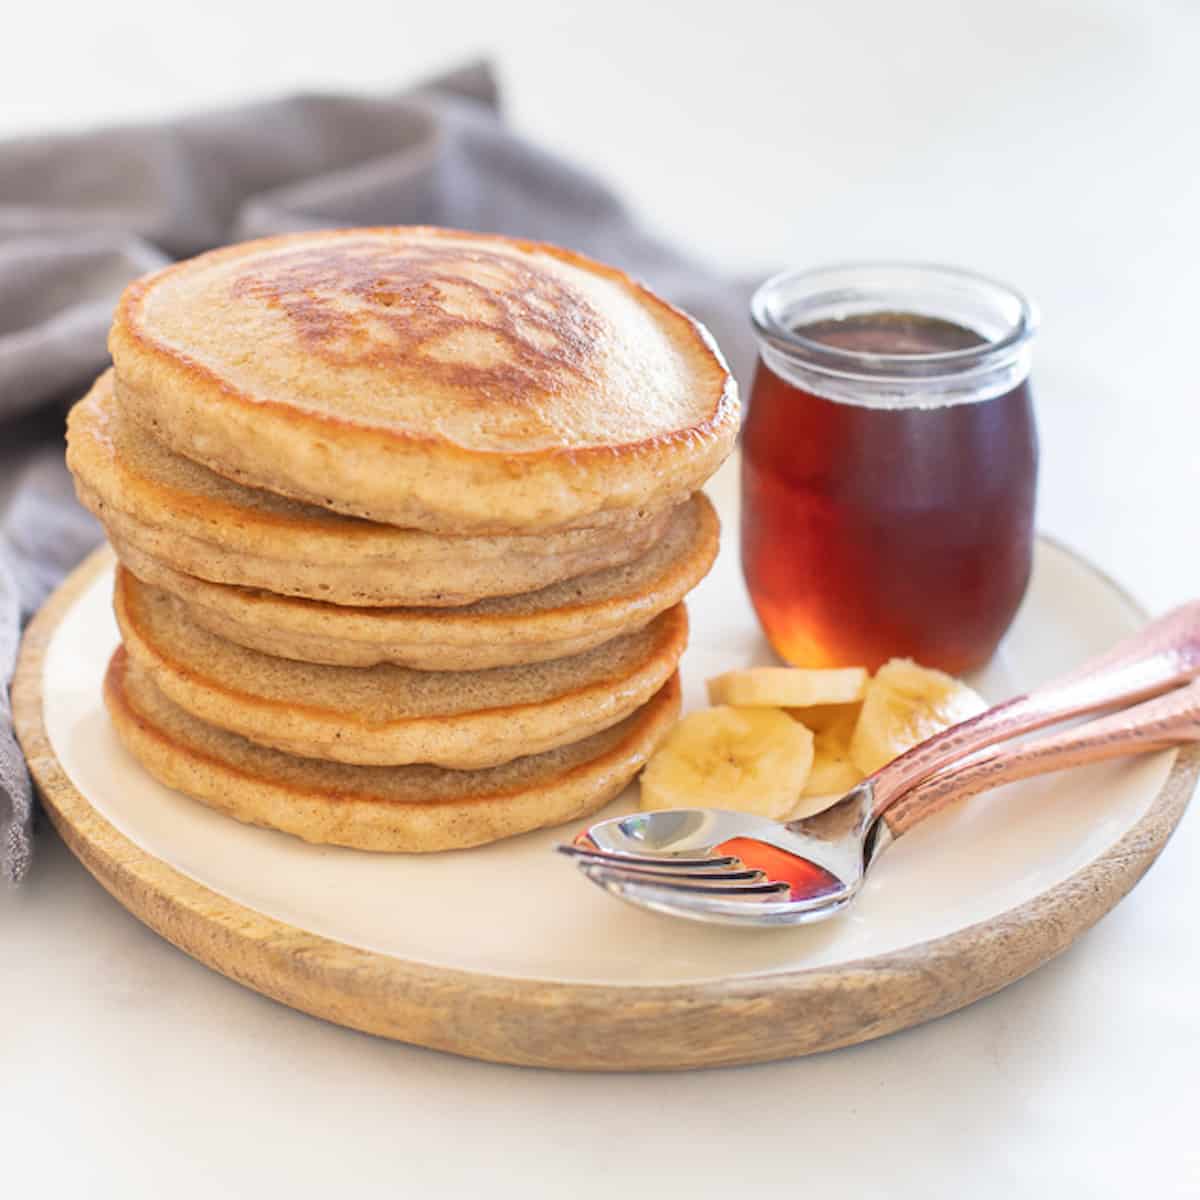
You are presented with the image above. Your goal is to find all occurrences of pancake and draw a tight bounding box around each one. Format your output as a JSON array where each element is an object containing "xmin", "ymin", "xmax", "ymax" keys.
[
  {"xmin": 104, "ymin": 648, "xmax": 680, "ymax": 851},
  {"xmin": 108, "ymin": 226, "xmax": 739, "ymax": 534},
  {"xmin": 69, "ymin": 372, "xmax": 673, "ymax": 607},
  {"xmin": 113, "ymin": 492, "xmax": 719, "ymax": 670},
  {"xmin": 115, "ymin": 566, "xmax": 688, "ymax": 768}
]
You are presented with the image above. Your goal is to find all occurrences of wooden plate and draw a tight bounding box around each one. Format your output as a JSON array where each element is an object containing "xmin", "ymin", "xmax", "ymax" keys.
[{"xmin": 14, "ymin": 465, "xmax": 1198, "ymax": 1070}]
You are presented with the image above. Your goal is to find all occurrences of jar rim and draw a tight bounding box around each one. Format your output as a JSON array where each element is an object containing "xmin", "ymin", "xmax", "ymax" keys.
[{"xmin": 750, "ymin": 261, "xmax": 1039, "ymax": 382}]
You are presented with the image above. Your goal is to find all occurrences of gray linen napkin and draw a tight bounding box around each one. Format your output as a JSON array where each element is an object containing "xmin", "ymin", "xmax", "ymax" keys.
[{"xmin": 0, "ymin": 60, "xmax": 755, "ymax": 883}]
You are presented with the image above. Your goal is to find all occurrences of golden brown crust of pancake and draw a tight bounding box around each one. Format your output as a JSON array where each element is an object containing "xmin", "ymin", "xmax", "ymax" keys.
[
  {"xmin": 68, "ymin": 372, "xmax": 674, "ymax": 606},
  {"xmin": 104, "ymin": 648, "xmax": 681, "ymax": 851},
  {"xmin": 115, "ymin": 566, "xmax": 688, "ymax": 767},
  {"xmin": 112, "ymin": 492, "xmax": 720, "ymax": 670},
  {"xmin": 108, "ymin": 227, "xmax": 739, "ymax": 533}
]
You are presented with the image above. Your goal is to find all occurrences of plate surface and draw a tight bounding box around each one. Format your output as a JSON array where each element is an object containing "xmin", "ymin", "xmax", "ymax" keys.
[{"xmin": 15, "ymin": 458, "xmax": 1197, "ymax": 1069}]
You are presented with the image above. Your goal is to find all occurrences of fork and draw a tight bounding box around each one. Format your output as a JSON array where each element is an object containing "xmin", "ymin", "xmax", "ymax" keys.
[{"xmin": 558, "ymin": 599, "xmax": 1200, "ymax": 926}]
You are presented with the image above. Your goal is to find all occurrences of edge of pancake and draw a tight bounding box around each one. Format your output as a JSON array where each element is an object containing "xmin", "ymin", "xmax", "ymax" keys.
[
  {"xmin": 113, "ymin": 493, "xmax": 720, "ymax": 670},
  {"xmin": 104, "ymin": 648, "xmax": 682, "ymax": 851},
  {"xmin": 69, "ymin": 372, "xmax": 676, "ymax": 606},
  {"xmin": 108, "ymin": 227, "xmax": 739, "ymax": 533},
  {"xmin": 115, "ymin": 566, "xmax": 689, "ymax": 768}
]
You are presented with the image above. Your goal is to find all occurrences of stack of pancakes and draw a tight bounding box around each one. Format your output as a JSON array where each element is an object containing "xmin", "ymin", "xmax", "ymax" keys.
[{"xmin": 67, "ymin": 227, "xmax": 738, "ymax": 852}]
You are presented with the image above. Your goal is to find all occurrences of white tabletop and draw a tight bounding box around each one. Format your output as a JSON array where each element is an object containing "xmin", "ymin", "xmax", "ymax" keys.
[{"xmin": 4, "ymin": 2, "xmax": 1198, "ymax": 1196}]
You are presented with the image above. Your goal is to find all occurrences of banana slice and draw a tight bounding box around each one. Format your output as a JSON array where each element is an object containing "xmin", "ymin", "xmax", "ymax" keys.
[
  {"xmin": 849, "ymin": 658, "xmax": 987, "ymax": 776},
  {"xmin": 786, "ymin": 701, "xmax": 861, "ymax": 737},
  {"xmin": 706, "ymin": 667, "xmax": 868, "ymax": 709},
  {"xmin": 792, "ymin": 701, "xmax": 864, "ymax": 799},
  {"xmin": 803, "ymin": 729, "xmax": 865, "ymax": 797},
  {"xmin": 640, "ymin": 706, "xmax": 814, "ymax": 819}
]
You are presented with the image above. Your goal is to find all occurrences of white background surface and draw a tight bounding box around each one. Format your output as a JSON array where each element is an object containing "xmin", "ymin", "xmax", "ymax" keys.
[{"xmin": 3, "ymin": 1, "xmax": 1198, "ymax": 1196}]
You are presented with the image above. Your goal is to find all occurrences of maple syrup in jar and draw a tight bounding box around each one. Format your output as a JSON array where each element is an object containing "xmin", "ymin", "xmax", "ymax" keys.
[{"xmin": 743, "ymin": 264, "xmax": 1039, "ymax": 674}]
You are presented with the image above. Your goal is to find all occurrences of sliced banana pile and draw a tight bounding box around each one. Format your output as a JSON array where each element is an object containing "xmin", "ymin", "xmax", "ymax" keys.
[{"xmin": 639, "ymin": 659, "xmax": 985, "ymax": 820}]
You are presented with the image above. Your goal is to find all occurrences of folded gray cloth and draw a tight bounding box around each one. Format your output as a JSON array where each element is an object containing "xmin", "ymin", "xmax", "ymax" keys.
[{"xmin": 0, "ymin": 60, "xmax": 755, "ymax": 883}]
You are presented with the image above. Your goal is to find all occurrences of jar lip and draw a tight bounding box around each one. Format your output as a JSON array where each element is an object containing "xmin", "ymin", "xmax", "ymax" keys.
[{"xmin": 750, "ymin": 261, "xmax": 1039, "ymax": 380}]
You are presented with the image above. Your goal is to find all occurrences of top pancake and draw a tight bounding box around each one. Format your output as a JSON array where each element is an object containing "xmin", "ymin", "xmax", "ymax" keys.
[{"xmin": 109, "ymin": 227, "xmax": 739, "ymax": 533}]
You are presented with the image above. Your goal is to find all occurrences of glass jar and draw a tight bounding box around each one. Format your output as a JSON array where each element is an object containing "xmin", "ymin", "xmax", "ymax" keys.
[{"xmin": 742, "ymin": 262, "xmax": 1039, "ymax": 674}]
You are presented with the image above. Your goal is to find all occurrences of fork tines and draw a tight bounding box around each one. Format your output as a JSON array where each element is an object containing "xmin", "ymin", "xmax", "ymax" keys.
[
  {"xmin": 558, "ymin": 844, "xmax": 739, "ymax": 872},
  {"xmin": 556, "ymin": 843, "xmax": 792, "ymax": 898}
]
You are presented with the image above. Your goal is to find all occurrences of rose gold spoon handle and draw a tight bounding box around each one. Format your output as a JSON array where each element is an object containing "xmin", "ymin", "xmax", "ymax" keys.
[
  {"xmin": 869, "ymin": 599, "xmax": 1200, "ymax": 818},
  {"xmin": 883, "ymin": 677, "xmax": 1200, "ymax": 837}
]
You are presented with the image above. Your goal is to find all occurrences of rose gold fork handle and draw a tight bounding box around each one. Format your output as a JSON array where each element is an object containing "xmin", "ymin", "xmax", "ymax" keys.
[
  {"xmin": 882, "ymin": 677, "xmax": 1200, "ymax": 837},
  {"xmin": 870, "ymin": 599, "xmax": 1200, "ymax": 817}
]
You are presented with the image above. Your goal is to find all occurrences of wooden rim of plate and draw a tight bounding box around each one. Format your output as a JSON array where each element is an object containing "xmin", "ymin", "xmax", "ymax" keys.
[{"xmin": 14, "ymin": 545, "xmax": 1199, "ymax": 1071}]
